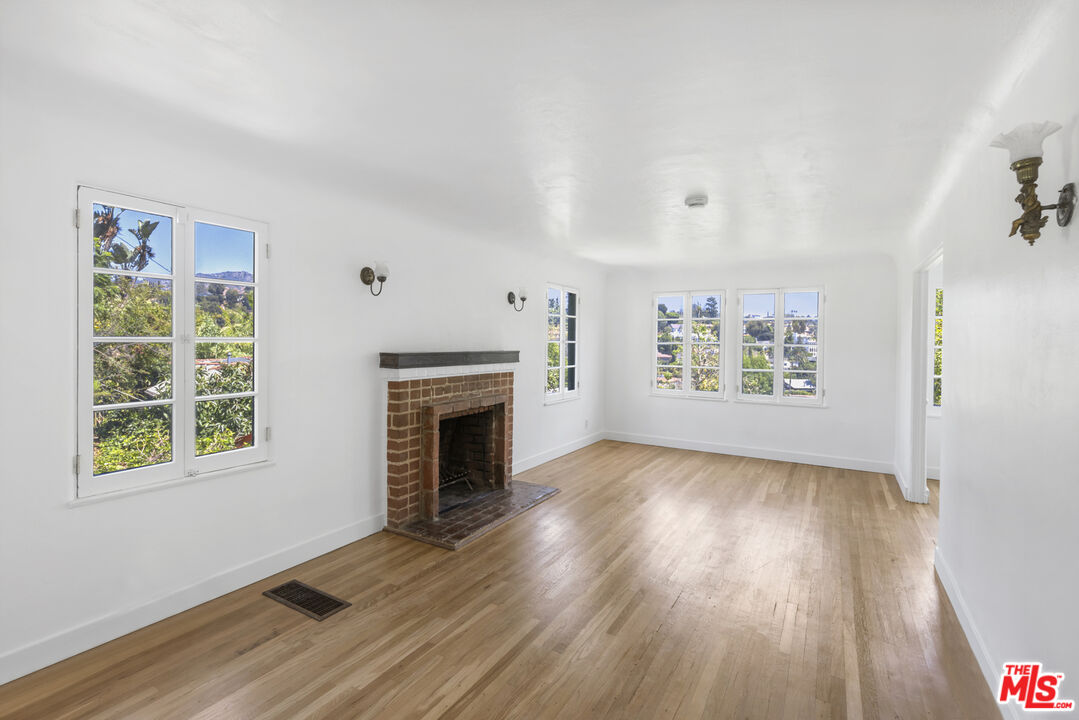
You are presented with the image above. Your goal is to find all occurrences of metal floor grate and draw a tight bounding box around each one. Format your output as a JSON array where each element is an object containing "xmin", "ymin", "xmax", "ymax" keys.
[{"xmin": 263, "ymin": 580, "xmax": 351, "ymax": 621}]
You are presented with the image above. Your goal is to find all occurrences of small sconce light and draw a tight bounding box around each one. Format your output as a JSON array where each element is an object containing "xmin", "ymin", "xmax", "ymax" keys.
[
  {"xmin": 990, "ymin": 121, "xmax": 1075, "ymax": 245},
  {"xmin": 361, "ymin": 262, "xmax": 389, "ymax": 296},
  {"xmin": 507, "ymin": 287, "xmax": 527, "ymax": 312}
]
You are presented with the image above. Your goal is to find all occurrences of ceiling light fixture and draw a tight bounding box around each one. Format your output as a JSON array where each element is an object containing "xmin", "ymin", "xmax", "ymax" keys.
[
  {"xmin": 685, "ymin": 193, "xmax": 708, "ymax": 208},
  {"xmin": 990, "ymin": 121, "xmax": 1074, "ymax": 245}
]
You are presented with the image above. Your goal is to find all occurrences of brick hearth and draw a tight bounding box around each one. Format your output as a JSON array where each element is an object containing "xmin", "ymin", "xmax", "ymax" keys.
[{"xmin": 385, "ymin": 372, "xmax": 513, "ymax": 528}]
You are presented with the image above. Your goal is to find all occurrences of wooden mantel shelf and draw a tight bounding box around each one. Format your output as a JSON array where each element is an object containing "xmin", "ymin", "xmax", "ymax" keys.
[{"xmin": 379, "ymin": 351, "xmax": 520, "ymax": 369}]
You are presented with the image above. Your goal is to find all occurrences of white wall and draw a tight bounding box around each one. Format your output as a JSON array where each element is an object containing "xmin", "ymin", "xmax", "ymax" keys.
[
  {"xmin": 894, "ymin": 3, "xmax": 1079, "ymax": 706},
  {"xmin": 604, "ymin": 255, "xmax": 897, "ymax": 471},
  {"xmin": 0, "ymin": 54, "xmax": 606, "ymax": 683}
]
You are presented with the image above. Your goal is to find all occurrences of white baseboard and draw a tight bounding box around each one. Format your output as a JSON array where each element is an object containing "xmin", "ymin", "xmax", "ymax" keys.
[
  {"xmin": 927, "ymin": 465, "xmax": 941, "ymax": 480},
  {"xmin": 0, "ymin": 513, "xmax": 385, "ymax": 686},
  {"xmin": 604, "ymin": 431, "xmax": 894, "ymax": 475},
  {"xmin": 514, "ymin": 432, "xmax": 605, "ymax": 474},
  {"xmin": 934, "ymin": 547, "xmax": 1010, "ymax": 720}
]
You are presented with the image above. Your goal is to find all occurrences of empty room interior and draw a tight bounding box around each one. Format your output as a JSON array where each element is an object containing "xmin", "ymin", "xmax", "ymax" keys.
[{"xmin": 1, "ymin": 1, "xmax": 1077, "ymax": 718}]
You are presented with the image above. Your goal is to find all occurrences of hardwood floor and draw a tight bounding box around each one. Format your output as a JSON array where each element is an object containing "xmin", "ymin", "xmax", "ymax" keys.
[{"xmin": 0, "ymin": 441, "xmax": 996, "ymax": 719}]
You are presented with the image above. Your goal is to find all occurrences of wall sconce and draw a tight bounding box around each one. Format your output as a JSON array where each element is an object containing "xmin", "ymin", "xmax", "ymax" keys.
[
  {"xmin": 361, "ymin": 262, "xmax": 389, "ymax": 296},
  {"xmin": 507, "ymin": 288, "xmax": 527, "ymax": 312},
  {"xmin": 990, "ymin": 121, "xmax": 1075, "ymax": 245}
]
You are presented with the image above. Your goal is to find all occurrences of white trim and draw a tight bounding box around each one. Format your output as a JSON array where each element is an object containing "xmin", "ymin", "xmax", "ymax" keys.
[
  {"xmin": 927, "ymin": 465, "xmax": 941, "ymax": 481},
  {"xmin": 0, "ymin": 512, "xmax": 385, "ymax": 686},
  {"xmin": 513, "ymin": 432, "xmax": 605, "ymax": 474},
  {"xmin": 652, "ymin": 290, "xmax": 726, "ymax": 399},
  {"xmin": 380, "ymin": 362, "xmax": 519, "ymax": 381},
  {"xmin": 76, "ymin": 188, "xmax": 270, "ymax": 497},
  {"xmin": 545, "ymin": 284, "xmax": 580, "ymax": 402},
  {"xmin": 736, "ymin": 287, "xmax": 824, "ymax": 406},
  {"xmin": 604, "ymin": 431, "xmax": 893, "ymax": 474},
  {"xmin": 934, "ymin": 547, "xmax": 1011, "ymax": 720}
]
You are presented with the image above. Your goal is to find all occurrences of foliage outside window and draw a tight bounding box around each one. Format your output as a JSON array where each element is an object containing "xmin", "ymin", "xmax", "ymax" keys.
[
  {"xmin": 546, "ymin": 285, "xmax": 579, "ymax": 401},
  {"xmin": 78, "ymin": 188, "xmax": 268, "ymax": 497},
  {"xmin": 932, "ymin": 288, "xmax": 943, "ymax": 407},
  {"xmin": 739, "ymin": 289, "xmax": 821, "ymax": 403},
  {"xmin": 654, "ymin": 292, "xmax": 723, "ymax": 396}
]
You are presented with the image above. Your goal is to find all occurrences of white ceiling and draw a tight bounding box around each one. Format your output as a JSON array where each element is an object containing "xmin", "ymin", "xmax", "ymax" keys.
[{"xmin": 1, "ymin": 0, "xmax": 1059, "ymax": 265}]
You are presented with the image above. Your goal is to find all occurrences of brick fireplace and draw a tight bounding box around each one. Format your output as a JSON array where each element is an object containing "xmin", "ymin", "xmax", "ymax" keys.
[{"xmin": 384, "ymin": 360, "xmax": 515, "ymax": 529}]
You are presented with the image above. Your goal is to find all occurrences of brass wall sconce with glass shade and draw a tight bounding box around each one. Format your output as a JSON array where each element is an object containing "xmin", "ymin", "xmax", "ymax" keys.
[
  {"xmin": 990, "ymin": 121, "xmax": 1075, "ymax": 245},
  {"xmin": 507, "ymin": 288, "xmax": 528, "ymax": 312},
  {"xmin": 361, "ymin": 262, "xmax": 389, "ymax": 296}
]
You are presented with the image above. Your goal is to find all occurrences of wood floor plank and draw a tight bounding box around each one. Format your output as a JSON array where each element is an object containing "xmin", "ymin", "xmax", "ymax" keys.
[{"xmin": 0, "ymin": 441, "xmax": 999, "ymax": 719}]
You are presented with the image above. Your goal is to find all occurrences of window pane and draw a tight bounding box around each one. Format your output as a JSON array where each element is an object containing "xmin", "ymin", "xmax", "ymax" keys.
[
  {"xmin": 196, "ymin": 342, "xmax": 254, "ymax": 396},
  {"xmin": 93, "ymin": 405, "xmax": 172, "ymax": 475},
  {"xmin": 784, "ymin": 292, "xmax": 818, "ymax": 318},
  {"xmin": 784, "ymin": 319, "xmax": 817, "ymax": 344},
  {"xmin": 742, "ymin": 293, "xmax": 774, "ymax": 320},
  {"xmin": 783, "ymin": 372, "xmax": 817, "ymax": 397},
  {"xmin": 743, "ymin": 345, "xmax": 774, "ymax": 369},
  {"xmin": 657, "ymin": 296, "xmax": 684, "ymax": 318},
  {"xmin": 657, "ymin": 320, "xmax": 683, "ymax": 343},
  {"xmin": 546, "ymin": 369, "xmax": 560, "ymax": 393},
  {"xmin": 933, "ymin": 378, "xmax": 942, "ymax": 406},
  {"xmin": 935, "ymin": 289, "xmax": 943, "ymax": 317},
  {"xmin": 547, "ymin": 341, "xmax": 561, "ymax": 368},
  {"xmin": 565, "ymin": 366, "xmax": 576, "ymax": 391},
  {"xmin": 657, "ymin": 343, "xmax": 683, "ymax": 366},
  {"xmin": 94, "ymin": 275, "xmax": 172, "ymax": 337},
  {"xmin": 741, "ymin": 371, "xmax": 773, "ymax": 396},
  {"xmin": 691, "ymin": 343, "xmax": 720, "ymax": 367},
  {"xmin": 564, "ymin": 291, "xmax": 577, "ymax": 316},
  {"xmin": 565, "ymin": 316, "xmax": 577, "ymax": 341},
  {"xmin": 565, "ymin": 341, "xmax": 576, "ymax": 366},
  {"xmin": 656, "ymin": 367, "xmax": 682, "ymax": 390},
  {"xmin": 692, "ymin": 294, "xmax": 721, "ymax": 318},
  {"xmin": 691, "ymin": 319, "xmax": 720, "ymax": 343},
  {"xmin": 691, "ymin": 367, "xmax": 720, "ymax": 392},
  {"xmin": 934, "ymin": 348, "xmax": 942, "ymax": 377},
  {"xmin": 195, "ymin": 222, "xmax": 255, "ymax": 281},
  {"xmin": 935, "ymin": 318, "xmax": 943, "ymax": 347},
  {"xmin": 93, "ymin": 204, "xmax": 172, "ymax": 274},
  {"xmin": 547, "ymin": 314, "xmax": 561, "ymax": 341},
  {"xmin": 547, "ymin": 287, "xmax": 561, "ymax": 314},
  {"xmin": 742, "ymin": 319, "xmax": 774, "ymax": 344},
  {"xmin": 196, "ymin": 396, "xmax": 254, "ymax": 456},
  {"xmin": 93, "ymin": 343, "xmax": 172, "ymax": 405},
  {"xmin": 784, "ymin": 345, "xmax": 818, "ymax": 371},
  {"xmin": 195, "ymin": 283, "xmax": 254, "ymax": 337}
]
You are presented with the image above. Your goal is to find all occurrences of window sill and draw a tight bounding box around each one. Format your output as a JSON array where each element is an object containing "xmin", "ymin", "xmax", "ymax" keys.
[
  {"xmin": 649, "ymin": 391, "xmax": 728, "ymax": 402},
  {"xmin": 927, "ymin": 407, "xmax": 942, "ymax": 418},
  {"xmin": 70, "ymin": 459, "xmax": 275, "ymax": 507},
  {"xmin": 733, "ymin": 397, "xmax": 827, "ymax": 409},
  {"xmin": 544, "ymin": 394, "xmax": 581, "ymax": 406}
]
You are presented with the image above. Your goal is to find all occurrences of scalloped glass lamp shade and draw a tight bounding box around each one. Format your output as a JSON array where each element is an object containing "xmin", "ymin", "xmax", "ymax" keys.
[{"xmin": 990, "ymin": 121, "xmax": 1062, "ymax": 164}]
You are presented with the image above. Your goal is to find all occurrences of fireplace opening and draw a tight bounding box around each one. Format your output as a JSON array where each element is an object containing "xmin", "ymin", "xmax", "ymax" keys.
[{"xmin": 438, "ymin": 409, "xmax": 495, "ymax": 514}]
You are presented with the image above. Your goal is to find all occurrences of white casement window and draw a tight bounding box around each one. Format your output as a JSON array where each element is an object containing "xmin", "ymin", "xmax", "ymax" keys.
[
  {"xmin": 930, "ymin": 287, "xmax": 943, "ymax": 410},
  {"xmin": 545, "ymin": 285, "xmax": 579, "ymax": 402},
  {"xmin": 76, "ymin": 187, "xmax": 269, "ymax": 497},
  {"xmin": 653, "ymin": 292, "xmax": 724, "ymax": 397},
  {"xmin": 738, "ymin": 288, "xmax": 822, "ymax": 404}
]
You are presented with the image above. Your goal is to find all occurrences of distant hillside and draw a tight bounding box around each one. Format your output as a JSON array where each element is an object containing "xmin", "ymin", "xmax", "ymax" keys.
[{"xmin": 197, "ymin": 271, "xmax": 254, "ymax": 283}]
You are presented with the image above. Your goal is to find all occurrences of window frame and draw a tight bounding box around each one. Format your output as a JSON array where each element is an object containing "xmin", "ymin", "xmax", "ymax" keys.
[
  {"xmin": 928, "ymin": 286, "xmax": 943, "ymax": 416},
  {"xmin": 76, "ymin": 187, "xmax": 270, "ymax": 498},
  {"xmin": 544, "ymin": 283, "xmax": 580, "ymax": 404},
  {"xmin": 736, "ymin": 287, "xmax": 824, "ymax": 406},
  {"xmin": 651, "ymin": 291, "xmax": 726, "ymax": 400}
]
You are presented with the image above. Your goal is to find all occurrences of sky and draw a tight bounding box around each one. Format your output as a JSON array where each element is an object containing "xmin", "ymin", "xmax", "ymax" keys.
[{"xmin": 93, "ymin": 204, "xmax": 253, "ymax": 279}]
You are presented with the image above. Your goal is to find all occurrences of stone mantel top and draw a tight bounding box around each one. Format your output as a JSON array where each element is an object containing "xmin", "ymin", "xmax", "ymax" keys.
[{"xmin": 379, "ymin": 351, "xmax": 520, "ymax": 382}]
